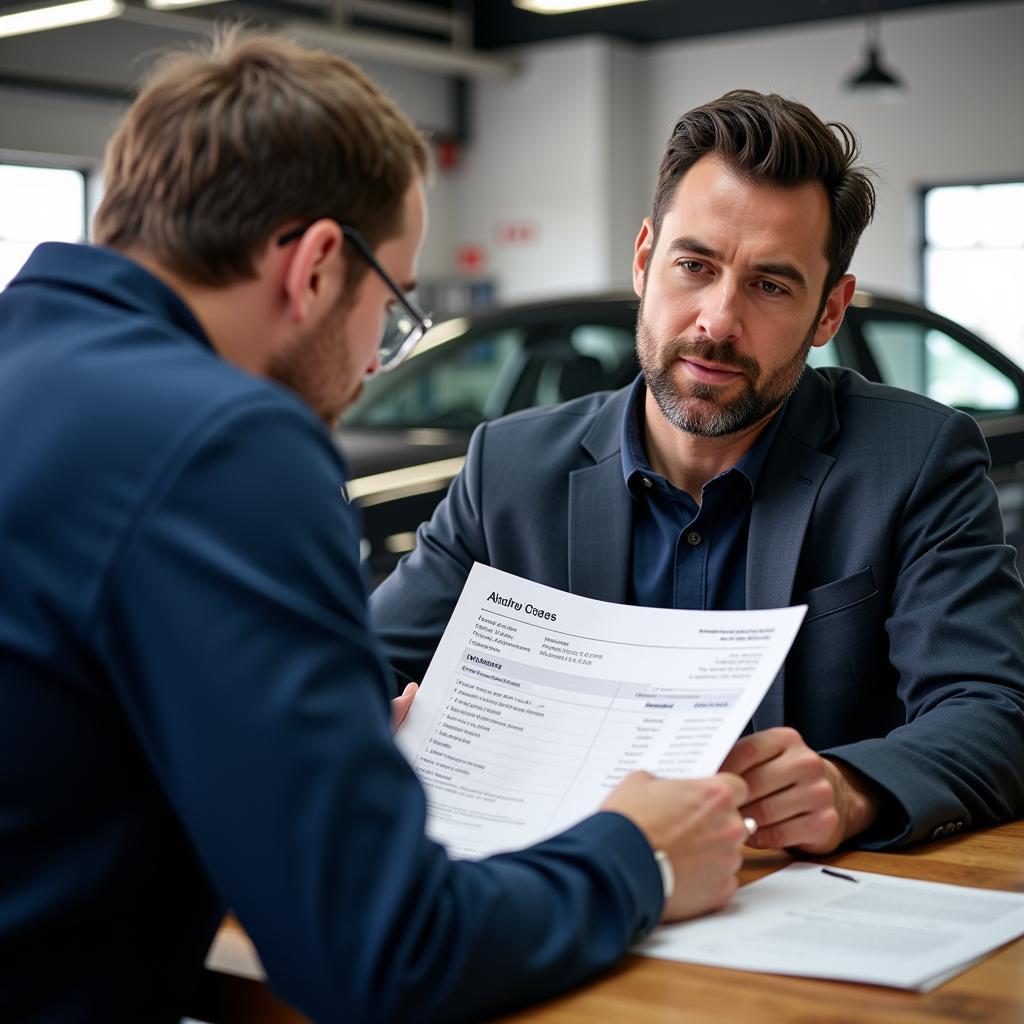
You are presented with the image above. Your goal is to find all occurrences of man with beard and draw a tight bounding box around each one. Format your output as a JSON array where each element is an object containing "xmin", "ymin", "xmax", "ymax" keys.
[
  {"xmin": 372, "ymin": 90, "xmax": 1024, "ymax": 855},
  {"xmin": 0, "ymin": 33, "xmax": 754, "ymax": 1024}
]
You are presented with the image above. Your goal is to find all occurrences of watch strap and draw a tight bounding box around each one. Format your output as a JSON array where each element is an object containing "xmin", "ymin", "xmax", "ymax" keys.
[{"xmin": 653, "ymin": 848, "xmax": 675, "ymax": 903}]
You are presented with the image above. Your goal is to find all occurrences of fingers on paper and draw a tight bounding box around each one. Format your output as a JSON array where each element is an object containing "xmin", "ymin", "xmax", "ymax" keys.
[
  {"xmin": 709, "ymin": 771, "xmax": 750, "ymax": 811},
  {"xmin": 744, "ymin": 804, "xmax": 842, "ymax": 853},
  {"xmin": 721, "ymin": 725, "xmax": 806, "ymax": 776},
  {"xmin": 391, "ymin": 682, "xmax": 419, "ymax": 730},
  {"xmin": 741, "ymin": 772, "xmax": 833, "ymax": 825}
]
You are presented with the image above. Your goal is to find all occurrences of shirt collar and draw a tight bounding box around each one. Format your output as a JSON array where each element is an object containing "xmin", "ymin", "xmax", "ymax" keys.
[
  {"xmin": 620, "ymin": 373, "xmax": 652, "ymax": 494},
  {"xmin": 620, "ymin": 372, "xmax": 786, "ymax": 498},
  {"xmin": 9, "ymin": 242, "xmax": 211, "ymax": 350}
]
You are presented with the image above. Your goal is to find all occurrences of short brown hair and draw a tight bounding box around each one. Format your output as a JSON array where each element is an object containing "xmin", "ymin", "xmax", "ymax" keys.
[
  {"xmin": 94, "ymin": 28, "xmax": 429, "ymax": 287},
  {"xmin": 652, "ymin": 90, "xmax": 876, "ymax": 296}
]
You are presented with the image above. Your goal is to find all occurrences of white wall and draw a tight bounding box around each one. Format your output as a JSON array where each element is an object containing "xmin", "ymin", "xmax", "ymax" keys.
[
  {"xmin": 356, "ymin": 58, "xmax": 458, "ymax": 282},
  {"xmin": 438, "ymin": 36, "xmax": 652, "ymax": 303},
  {"xmin": 444, "ymin": 37, "xmax": 611, "ymax": 303},
  {"xmin": 643, "ymin": 0, "xmax": 1024, "ymax": 300}
]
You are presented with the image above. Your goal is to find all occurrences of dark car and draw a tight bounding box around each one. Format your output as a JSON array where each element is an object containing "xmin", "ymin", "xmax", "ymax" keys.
[{"xmin": 336, "ymin": 290, "xmax": 1024, "ymax": 581}]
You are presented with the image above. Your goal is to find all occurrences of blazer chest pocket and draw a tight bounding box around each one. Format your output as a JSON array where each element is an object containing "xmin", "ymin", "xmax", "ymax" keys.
[{"xmin": 798, "ymin": 566, "xmax": 878, "ymax": 623}]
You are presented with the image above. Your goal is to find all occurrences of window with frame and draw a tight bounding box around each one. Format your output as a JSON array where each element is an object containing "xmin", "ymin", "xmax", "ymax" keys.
[
  {"xmin": 0, "ymin": 162, "xmax": 88, "ymax": 289},
  {"xmin": 922, "ymin": 181, "xmax": 1024, "ymax": 370}
]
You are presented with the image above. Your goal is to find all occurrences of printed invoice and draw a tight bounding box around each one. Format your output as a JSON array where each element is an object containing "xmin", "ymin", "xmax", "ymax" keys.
[{"xmin": 395, "ymin": 563, "xmax": 806, "ymax": 858}]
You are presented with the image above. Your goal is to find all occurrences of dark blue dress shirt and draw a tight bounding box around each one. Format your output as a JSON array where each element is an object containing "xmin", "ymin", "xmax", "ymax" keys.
[{"xmin": 621, "ymin": 375, "xmax": 784, "ymax": 612}]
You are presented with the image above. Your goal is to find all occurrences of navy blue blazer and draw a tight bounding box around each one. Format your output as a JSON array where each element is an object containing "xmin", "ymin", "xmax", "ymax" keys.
[
  {"xmin": 0, "ymin": 244, "xmax": 663, "ymax": 1024},
  {"xmin": 372, "ymin": 370, "xmax": 1024, "ymax": 848}
]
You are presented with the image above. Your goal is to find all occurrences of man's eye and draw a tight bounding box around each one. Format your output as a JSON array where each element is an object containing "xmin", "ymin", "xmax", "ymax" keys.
[
  {"xmin": 678, "ymin": 260, "xmax": 704, "ymax": 274},
  {"xmin": 759, "ymin": 280, "xmax": 786, "ymax": 296}
]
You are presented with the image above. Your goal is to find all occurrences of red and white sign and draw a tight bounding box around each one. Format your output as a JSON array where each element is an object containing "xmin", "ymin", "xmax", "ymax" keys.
[{"xmin": 494, "ymin": 220, "xmax": 539, "ymax": 246}]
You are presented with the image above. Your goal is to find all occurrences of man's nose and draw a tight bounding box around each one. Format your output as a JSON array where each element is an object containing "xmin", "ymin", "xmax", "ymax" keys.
[{"xmin": 694, "ymin": 278, "xmax": 742, "ymax": 343}]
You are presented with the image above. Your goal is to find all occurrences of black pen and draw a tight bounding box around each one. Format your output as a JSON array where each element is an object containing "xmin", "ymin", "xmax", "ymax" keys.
[{"xmin": 821, "ymin": 867, "xmax": 858, "ymax": 883}]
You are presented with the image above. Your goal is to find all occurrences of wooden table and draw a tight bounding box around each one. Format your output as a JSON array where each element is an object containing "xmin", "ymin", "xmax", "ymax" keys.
[{"xmin": 194, "ymin": 820, "xmax": 1024, "ymax": 1024}]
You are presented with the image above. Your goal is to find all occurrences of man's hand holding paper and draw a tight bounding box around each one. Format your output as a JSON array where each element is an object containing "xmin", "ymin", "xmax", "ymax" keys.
[
  {"xmin": 395, "ymin": 563, "xmax": 804, "ymax": 878},
  {"xmin": 721, "ymin": 727, "xmax": 883, "ymax": 853},
  {"xmin": 602, "ymin": 771, "xmax": 749, "ymax": 921}
]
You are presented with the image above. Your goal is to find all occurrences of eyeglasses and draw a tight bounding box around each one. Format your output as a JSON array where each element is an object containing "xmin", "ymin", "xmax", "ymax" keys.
[{"xmin": 276, "ymin": 221, "xmax": 432, "ymax": 374}]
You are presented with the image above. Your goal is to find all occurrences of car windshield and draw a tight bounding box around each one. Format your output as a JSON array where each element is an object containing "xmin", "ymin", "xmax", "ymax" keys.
[
  {"xmin": 344, "ymin": 313, "xmax": 640, "ymax": 430},
  {"xmin": 344, "ymin": 321, "xmax": 524, "ymax": 430}
]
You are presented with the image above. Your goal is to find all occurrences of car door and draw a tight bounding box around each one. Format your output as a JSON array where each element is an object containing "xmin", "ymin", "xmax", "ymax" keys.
[{"xmin": 842, "ymin": 298, "xmax": 1024, "ymax": 553}]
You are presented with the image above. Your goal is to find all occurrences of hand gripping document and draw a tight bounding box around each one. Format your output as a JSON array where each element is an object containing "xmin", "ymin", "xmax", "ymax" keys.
[{"xmin": 396, "ymin": 563, "xmax": 806, "ymax": 858}]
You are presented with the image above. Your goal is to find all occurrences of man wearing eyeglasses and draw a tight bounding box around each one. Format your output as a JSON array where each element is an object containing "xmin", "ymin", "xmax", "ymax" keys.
[
  {"xmin": 0, "ymin": 29, "xmax": 752, "ymax": 1024},
  {"xmin": 275, "ymin": 221, "xmax": 434, "ymax": 392}
]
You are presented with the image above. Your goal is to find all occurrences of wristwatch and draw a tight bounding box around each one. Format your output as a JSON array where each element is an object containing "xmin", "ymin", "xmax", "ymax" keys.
[{"xmin": 653, "ymin": 849, "xmax": 675, "ymax": 903}]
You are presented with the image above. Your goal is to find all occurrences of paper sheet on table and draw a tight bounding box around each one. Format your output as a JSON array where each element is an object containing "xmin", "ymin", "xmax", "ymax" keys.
[
  {"xmin": 396, "ymin": 563, "xmax": 806, "ymax": 858},
  {"xmin": 637, "ymin": 861, "xmax": 1024, "ymax": 991}
]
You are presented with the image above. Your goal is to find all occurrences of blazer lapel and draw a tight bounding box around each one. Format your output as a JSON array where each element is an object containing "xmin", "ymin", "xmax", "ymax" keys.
[
  {"xmin": 568, "ymin": 388, "xmax": 634, "ymax": 602},
  {"xmin": 568, "ymin": 457, "xmax": 633, "ymax": 602},
  {"xmin": 748, "ymin": 372, "xmax": 838, "ymax": 730}
]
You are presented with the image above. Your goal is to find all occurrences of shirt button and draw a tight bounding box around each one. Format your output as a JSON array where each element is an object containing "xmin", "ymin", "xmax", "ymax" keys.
[
  {"xmin": 642, "ymin": 477, "xmax": 653, "ymax": 488},
  {"xmin": 686, "ymin": 531, "xmax": 702, "ymax": 546}
]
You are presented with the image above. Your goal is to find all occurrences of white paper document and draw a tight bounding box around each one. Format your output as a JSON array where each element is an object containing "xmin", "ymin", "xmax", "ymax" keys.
[
  {"xmin": 396, "ymin": 563, "xmax": 806, "ymax": 858},
  {"xmin": 638, "ymin": 861, "xmax": 1024, "ymax": 991}
]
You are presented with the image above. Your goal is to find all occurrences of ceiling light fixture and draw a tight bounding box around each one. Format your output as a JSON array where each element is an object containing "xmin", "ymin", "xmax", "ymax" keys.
[
  {"xmin": 513, "ymin": 0, "xmax": 650, "ymax": 14},
  {"xmin": 845, "ymin": 0, "xmax": 906, "ymax": 99},
  {"xmin": 144, "ymin": 0, "xmax": 228, "ymax": 10},
  {"xmin": 0, "ymin": 0, "xmax": 123, "ymax": 39}
]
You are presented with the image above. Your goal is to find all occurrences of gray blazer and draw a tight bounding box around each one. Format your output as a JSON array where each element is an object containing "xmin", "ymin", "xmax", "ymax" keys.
[{"xmin": 371, "ymin": 367, "xmax": 1024, "ymax": 848}]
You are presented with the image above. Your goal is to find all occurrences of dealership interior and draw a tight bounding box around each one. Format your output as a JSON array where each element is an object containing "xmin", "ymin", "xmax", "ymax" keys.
[{"xmin": 2, "ymin": 1, "xmax": 1024, "ymax": 1022}]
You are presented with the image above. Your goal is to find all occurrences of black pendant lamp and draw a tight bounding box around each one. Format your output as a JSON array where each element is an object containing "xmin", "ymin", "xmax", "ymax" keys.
[{"xmin": 846, "ymin": 1, "xmax": 906, "ymax": 99}]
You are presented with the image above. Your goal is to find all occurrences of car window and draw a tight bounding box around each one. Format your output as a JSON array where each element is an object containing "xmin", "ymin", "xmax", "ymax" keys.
[
  {"xmin": 806, "ymin": 336, "xmax": 841, "ymax": 370},
  {"xmin": 345, "ymin": 327, "xmax": 523, "ymax": 429},
  {"xmin": 500, "ymin": 323, "xmax": 638, "ymax": 414},
  {"xmin": 859, "ymin": 317, "xmax": 1019, "ymax": 414}
]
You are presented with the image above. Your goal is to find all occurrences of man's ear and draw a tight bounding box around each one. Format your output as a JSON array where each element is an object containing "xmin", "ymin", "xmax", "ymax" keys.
[
  {"xmin": 811, "ymin": 274, "xmax": 857, "ymax": 348},
  {"xmin": 282, "ymin": 220, "xmax": 345, "ymax": 326},
  {"xmin": 632, "ymin": 218, "xmax": 654, "ymax": 300}
]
